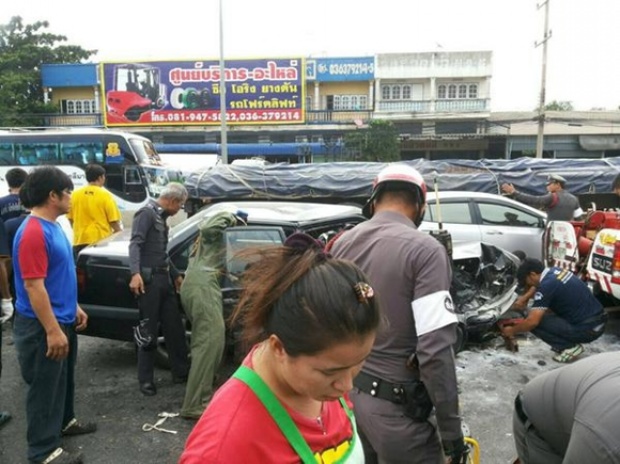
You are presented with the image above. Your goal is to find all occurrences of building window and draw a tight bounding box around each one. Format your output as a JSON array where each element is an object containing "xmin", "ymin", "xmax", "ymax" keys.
[
  {"xmin": 391, "ymin": 85, "xmax": 401, "ymax": 100},
  {"xmin": 437, "ymin": 83, "xmax": 479, "ymax": 99},
  {"xmin": 402, "ymin": 85, "xmax": 411, "ymax": 99},
  {"xmin": 61, "ymin": 99, "xmax": 97, "ymax": 114},
  {"xmin": 458, "ymin": 84, "xmax": 467, "ymax": 99},
  {"xmin": 333, "ymin": 95, "xmax": 368, "ymax": 110},
  {"xmin": 438, "ymin": 85, "xmax": 447, "ymax": 99},
  {"xmin": 381, "ymin": 84, "xmax": 413, "ymax": 100}
]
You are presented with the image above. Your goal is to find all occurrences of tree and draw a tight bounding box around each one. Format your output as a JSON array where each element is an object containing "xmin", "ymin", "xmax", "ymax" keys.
[
  {"xmin": 345, "ymin": 119, "xmax": 401, "ymax": 162},
  {"xmin": 542, "ymin": 100, "xmax": 574, "ymax": 111},
  {"xmin": 0, "ymin": 16, "xmax": 96, "ymax": 126}
]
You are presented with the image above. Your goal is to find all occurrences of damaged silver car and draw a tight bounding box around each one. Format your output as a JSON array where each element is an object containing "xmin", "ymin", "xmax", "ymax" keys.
[{"xmin": 76, "ymin": 201, "xmax": 519, "ymax": 359}]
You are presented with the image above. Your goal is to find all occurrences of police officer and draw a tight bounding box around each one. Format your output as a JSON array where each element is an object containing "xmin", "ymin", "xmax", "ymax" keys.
[
  {"xmin": 129, "ymin": 183, "xmax": 189, "ymax": 396},
  {"xmin": 501, "ymin": 174, "xmax": 582, "ymax": 221},
  {"xmin": 331, "ymin": 165, "xmax": 467, "ymax": 464},
  {"xmin": 513, "ymin": 352, "xmax": 620, "ymax": 463}
]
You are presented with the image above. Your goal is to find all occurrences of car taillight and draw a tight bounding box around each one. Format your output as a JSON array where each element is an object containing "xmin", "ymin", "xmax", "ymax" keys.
[
  {"xmin": 612, "ymin": 242, "xmax": 620, "ymax": 285},
  {"xmin": 76, "ymin": 267, "xmax": 87, "ymax": 293}
]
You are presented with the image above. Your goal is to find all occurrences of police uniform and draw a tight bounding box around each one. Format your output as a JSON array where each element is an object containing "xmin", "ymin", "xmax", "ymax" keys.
[
  {"xmin": 514, "ymin": 352, "xmax": 620, "ymax": 463},
  {"xmin": 331, "ymin": 211, "xmax": 462, "ymax": 464},
  {"xmin": 511, "ymin": 174, "xmax": 582, "ymax": 221},
  {"xmin": 129, "ymin": 200, "xmax": 189, "ymax": 386}
]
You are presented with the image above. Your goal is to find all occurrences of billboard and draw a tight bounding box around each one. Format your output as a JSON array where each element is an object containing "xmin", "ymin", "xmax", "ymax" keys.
[
  {"xmin": 306, "ymin": 57, "xmax": 374, "ymax": 82},
  {"xmin": 101, "ymin": 58, "xmax": 305, "ymax": 126}
]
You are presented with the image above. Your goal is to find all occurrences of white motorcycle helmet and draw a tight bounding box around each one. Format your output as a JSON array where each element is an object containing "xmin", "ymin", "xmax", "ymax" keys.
[{"xmin": 363, "ymin": 164, "xmax": 427, "ymax": 226}]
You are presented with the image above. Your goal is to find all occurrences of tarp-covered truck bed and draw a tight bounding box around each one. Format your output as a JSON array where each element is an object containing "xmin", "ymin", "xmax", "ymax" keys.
[{"xmin": 183, "ymin": 157, "xmax": 620, "ymax": 213}]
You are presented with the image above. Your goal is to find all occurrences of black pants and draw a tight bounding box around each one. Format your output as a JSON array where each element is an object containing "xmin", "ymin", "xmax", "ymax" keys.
[
  {"xmin": 137, "ymin": 273, "xmax": 189, "ymax": 383},
  {"xmin": 13, "ymin": 313, "xmax": 77, "ymax": 462}
]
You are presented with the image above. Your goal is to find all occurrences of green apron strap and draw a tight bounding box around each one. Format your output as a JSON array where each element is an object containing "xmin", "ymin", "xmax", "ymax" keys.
[{"xmin": 233, "ymin": 365, "xmax": 317, "ymax": 464}]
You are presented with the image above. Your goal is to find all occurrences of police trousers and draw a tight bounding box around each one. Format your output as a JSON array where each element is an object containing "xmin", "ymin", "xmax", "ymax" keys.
[
  {"xmin": 350, "ymin": 387, "xmax": 443, "ymax": 464},
  {"xmin": 137, "ymin": 273, "xmax": 189, "ymax": 383}
]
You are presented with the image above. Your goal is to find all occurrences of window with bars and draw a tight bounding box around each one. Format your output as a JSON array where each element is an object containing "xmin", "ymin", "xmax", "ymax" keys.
[
  {"xmin": 61, "ymin": 99, "xmax": 97, "ymax": 114},
  {"xmin": 437, "ymin": 83, "xmax": 479, "ymax": 99}
]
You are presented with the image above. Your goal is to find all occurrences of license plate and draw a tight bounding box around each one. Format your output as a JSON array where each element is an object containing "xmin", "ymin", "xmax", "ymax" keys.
[{"xmin": 591, "ymin": 254, "xmax": 613, "ymax": 273}]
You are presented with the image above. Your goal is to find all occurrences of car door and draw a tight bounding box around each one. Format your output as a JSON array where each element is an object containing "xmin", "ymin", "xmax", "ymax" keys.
[
  {"xmin": 420, "ymin": 199, "xmax": 482, "ymax": 244},
  {"xmin": 473, "ymin": 201, "xmax": 545, "ymax": 260}
]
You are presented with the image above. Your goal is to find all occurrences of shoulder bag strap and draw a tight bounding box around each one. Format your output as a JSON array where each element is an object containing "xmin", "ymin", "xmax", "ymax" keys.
[{"xmin": 233, "ymin": 365, "xmax": 317, "ymax": 464}]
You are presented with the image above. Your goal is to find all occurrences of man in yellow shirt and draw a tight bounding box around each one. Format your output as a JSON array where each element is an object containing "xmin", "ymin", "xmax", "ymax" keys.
[{"xmin": 68, "ymin": 164, "xmax": 122, "ymax": 260}]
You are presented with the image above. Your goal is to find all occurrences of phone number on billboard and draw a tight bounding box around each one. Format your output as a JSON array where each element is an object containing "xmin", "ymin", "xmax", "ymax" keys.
[{"xmin": 151, "ymin": 111, "xmax": 301, "ymax": 123}]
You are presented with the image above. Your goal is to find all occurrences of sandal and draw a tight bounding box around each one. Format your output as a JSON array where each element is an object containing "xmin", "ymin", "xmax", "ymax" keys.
[{"xmin": 552, "ymin": 344, "xmax": 584, "ymax": 363}]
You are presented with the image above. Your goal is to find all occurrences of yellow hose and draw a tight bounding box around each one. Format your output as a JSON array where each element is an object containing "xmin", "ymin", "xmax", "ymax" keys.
[{"xmin": 465, "ymin": 437, "xmax": 480, "ymax": 464}]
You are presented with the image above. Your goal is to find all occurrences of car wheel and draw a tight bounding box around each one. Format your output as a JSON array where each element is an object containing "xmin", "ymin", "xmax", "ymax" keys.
[{"xmin": 453, "ymin": 323, "xmax": 468, "ymax": 354}]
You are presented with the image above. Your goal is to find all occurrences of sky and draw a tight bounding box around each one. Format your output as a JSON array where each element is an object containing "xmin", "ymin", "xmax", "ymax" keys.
[{"xmin": 4, "ymin": 0, "xmax": 620, "ymax": 111}]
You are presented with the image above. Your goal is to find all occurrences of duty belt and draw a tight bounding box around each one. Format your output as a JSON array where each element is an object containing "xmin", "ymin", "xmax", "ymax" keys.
[
  {"xmin": 152, "ymin": 266, "xmax": 170, "ymax": 274},
  {"xmin": 354, "ymin": 371, "xmax": 406, "ymax": 404}
]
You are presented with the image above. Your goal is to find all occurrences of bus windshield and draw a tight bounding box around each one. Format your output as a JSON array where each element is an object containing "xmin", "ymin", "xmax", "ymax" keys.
[{"xmin": 129, "ymin": 137, "xmax": 163, "ymax": 166}]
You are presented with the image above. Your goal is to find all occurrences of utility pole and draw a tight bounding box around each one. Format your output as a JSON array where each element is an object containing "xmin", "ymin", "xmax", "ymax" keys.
[
  {"xmin": 535, "ymin": 0, "xmax": 552, "ymax": 158},
  {"xmin": 219, "ymin": 0, "xmax": 228, "ymax": 164}
]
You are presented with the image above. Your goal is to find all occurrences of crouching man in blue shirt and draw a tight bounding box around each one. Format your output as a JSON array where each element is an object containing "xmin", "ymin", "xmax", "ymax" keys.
[{"xmin": 500, "ymin": 258, "xmax": 607, "ymax": 363}]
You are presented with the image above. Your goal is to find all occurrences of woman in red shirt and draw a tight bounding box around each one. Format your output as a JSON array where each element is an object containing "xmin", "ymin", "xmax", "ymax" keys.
[{"xmin": 180, "ymin": 233, "xmax": 381, "ymax": 464}]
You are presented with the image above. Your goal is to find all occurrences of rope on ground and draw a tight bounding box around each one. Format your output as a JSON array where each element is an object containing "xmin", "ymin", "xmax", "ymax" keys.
[{"xmin": 142, "ymin": 412, "xmax": 180, "ymax": 434}]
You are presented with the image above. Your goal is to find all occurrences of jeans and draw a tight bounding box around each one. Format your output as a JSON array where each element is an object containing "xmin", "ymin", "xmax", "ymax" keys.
[
  {"xmin": 13, "ymin": 313, "xmax": 77, "ymax": 462},
  {"xmin": 531, "ymin": 311, "xmax": 606, "ymax": 351}
]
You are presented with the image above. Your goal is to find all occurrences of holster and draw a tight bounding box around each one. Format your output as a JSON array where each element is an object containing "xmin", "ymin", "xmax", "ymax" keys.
[
  {"xmin": 402, "ymin": 380, "xmax": 433, "ymax": 422},
  {"xmin": 140, "ymin": 267, "xmax": 154, "ymax": 285},
  {"xmin": 354, "ymin": 371, "xmax": 434, "ymax": 422}
]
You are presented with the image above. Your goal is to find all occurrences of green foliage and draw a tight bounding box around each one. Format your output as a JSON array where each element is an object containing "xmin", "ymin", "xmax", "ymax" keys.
[
  {"xmin": 0, "ymin": 16, "xmax": 96, "ymax": 127},
  {"xmin": 542, "ymin": 100, "xmax": 574, "ymax": 111},
  {"xmin": 345, "ymin": 119, "xmax": 401, "ymax": 162}
]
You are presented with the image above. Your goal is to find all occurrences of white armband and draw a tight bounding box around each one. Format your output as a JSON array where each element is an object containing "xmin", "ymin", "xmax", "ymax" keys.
[{"xmin": 412, "ymin": 290, "xmax": 458, "ymax": 336}]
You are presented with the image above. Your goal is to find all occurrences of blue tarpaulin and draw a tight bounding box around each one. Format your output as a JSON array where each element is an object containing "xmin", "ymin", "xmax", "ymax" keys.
[{"xmin": 184, "ymin": 157, "xmax": 620, "ymax": 204}]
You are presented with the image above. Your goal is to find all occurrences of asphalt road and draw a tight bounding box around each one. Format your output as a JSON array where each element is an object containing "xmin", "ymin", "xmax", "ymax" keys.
[{"xmin": 1, "ymin": 312, "xmax": 619, "ymax": 464}]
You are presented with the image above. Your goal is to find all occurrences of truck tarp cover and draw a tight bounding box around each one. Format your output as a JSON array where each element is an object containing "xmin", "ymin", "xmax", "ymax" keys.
[{"xmin": 184, "ymin": 157, "xmax": 620, "ymax": 204}]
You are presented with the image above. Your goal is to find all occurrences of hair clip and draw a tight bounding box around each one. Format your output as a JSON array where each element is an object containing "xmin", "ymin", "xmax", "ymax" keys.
[{"xmin": 353, "ymin": 282, "xmax": 374, "ymax": 304}]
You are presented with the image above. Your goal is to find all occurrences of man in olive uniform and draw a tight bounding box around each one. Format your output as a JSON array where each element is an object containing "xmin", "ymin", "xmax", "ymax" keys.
[
  {"xmin": 179, "ymin": 210, "xmax": 243, "ymax": 419},
  {"xmin": 128, "ymin": 183, "xmax": 189, "ymax": 396}
]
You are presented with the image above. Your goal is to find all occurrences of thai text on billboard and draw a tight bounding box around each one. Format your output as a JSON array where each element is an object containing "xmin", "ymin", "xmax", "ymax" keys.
[{"xmin": 101, "ymin": 58, "xmax": 305, "ymax": 126}]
